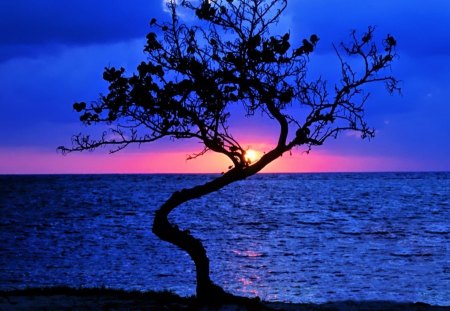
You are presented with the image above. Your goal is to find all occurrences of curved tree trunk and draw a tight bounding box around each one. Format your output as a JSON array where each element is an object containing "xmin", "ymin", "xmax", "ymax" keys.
[
  {"xmin": 152, "ymin": 171, "xmax": 241, "ymax": 302},
  {"xmin": 152, "ymin": 148, "xmax": 285, "ymax": 302},
  {"xmin": 153, "ymin": 210, "xmax": 223, "ymax": 301}
]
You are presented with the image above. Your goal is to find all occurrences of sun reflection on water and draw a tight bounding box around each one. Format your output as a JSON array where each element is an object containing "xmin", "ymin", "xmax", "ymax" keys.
[
  {"xmin": 238, "ymin": 275, "xmax": 261, "ymax": 297},
  {"xmin": 232, "ymin": 249, "xmax": 266, "ymax": 258}
]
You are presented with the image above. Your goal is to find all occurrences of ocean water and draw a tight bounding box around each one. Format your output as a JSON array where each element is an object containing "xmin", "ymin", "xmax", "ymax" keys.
[{"xmin": 0, "ymin": 173, "xmax": 449, "ymax": 305}]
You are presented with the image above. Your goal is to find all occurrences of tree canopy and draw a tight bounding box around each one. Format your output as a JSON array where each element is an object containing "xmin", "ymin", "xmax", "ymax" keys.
[
  {"xmin": 60, "ymin": 0, "xmax": 398, "ymax": 170},
  {"xmin": 59, "ymin": 0, "xmax": 398, "ymax": 303}
]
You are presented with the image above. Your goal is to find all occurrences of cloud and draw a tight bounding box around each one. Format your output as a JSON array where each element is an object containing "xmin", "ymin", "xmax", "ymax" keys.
[
  {"xmin": 0, "ymin": 0, "xmax": 160, "ymax": 44},
  {"xmin": 0, "ymin": 0, "xmax": 164, "ymax": 62}
]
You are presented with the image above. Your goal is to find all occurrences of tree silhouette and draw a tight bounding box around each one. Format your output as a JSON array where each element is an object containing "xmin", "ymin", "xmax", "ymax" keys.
[{"xmin": 59, "ymin": 0, "xmax": 398, "ymax": 304}]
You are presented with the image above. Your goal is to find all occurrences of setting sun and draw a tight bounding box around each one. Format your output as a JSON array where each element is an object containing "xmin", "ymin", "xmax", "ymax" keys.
[{"xmin": 244, "ymin": 149, "xmax": 260, "ymax": 164}]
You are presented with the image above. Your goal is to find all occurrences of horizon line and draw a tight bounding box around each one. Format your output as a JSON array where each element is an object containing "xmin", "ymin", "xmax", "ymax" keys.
[{"xmin": 1, "ymin": 170, "xmax": 448, "ymax": 176}]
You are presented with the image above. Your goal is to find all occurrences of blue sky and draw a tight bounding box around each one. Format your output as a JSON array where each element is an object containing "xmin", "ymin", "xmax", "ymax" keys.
[{"xmin": 0, "ymin": 0, "xmax": 449, "ymax": 173}]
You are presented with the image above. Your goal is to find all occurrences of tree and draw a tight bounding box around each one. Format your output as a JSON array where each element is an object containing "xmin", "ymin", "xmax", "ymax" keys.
[{"xmin": 59, "ymin": 0, "xmax": 398, "ymax": 304}]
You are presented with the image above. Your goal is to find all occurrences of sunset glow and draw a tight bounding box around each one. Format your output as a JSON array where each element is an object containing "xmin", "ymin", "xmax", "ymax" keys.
[
  {"xmin": 244, "ymin": 149, "xmax": 260, "ymax": 164},
  {"xmin": 0, "ymin": 1, "xmax": 449, "ymax": 174},
  {"xmin": 0, "ymin": 146, "xmax": 431, "ymax": 174}
]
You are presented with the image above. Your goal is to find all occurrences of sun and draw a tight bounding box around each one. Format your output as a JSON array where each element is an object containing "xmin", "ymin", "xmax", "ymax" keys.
[{"xmin": 244, "ymin": 149, "xmax": 259, "ymax": 164}]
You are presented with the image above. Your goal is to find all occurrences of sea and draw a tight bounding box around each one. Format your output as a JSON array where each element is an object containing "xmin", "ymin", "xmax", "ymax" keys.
[{"xmin": 0, "ymin": 172, "xmax": 449, "ymax": 306}]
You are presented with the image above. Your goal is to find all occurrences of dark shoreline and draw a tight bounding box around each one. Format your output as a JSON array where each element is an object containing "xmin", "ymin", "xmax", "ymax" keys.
[{"xmin": 1, "ymin": 287, "xmax": 448, "ymax": 310}]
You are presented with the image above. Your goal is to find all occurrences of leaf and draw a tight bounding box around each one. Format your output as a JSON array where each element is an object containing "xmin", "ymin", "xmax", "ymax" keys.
[{"xmin": 73, "ymin": 102, "xmax": 86, "ymax": 112}]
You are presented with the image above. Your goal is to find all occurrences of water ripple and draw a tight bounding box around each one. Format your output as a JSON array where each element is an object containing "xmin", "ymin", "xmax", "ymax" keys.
[{"xmin": 0, "ymin": 172, "xmax": 449, "ymax": 305}]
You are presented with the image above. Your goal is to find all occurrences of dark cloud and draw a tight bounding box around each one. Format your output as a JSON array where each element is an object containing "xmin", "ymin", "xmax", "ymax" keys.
[
  {"xmin": 0, "ymin": 0, "xmax": 164, "ymax": 63},
  {"xmin": 0, "ymin": 0, "xmax": 168, "ymax": 63},
  {"xmin": 0, "ymin": 0, "xmax": 161, "ymax": 46}
]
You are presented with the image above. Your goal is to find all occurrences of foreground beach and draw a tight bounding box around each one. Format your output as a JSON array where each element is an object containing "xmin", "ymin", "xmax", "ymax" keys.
[{"xmin": 0, "ymin": 288, "xmax": 448, "ymax": 310}]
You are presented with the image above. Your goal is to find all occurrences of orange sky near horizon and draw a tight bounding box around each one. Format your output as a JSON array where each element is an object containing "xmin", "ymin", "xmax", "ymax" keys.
[{"xmin": 0, "ymin": 146, "xmax": 419, "ymax": 174}]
